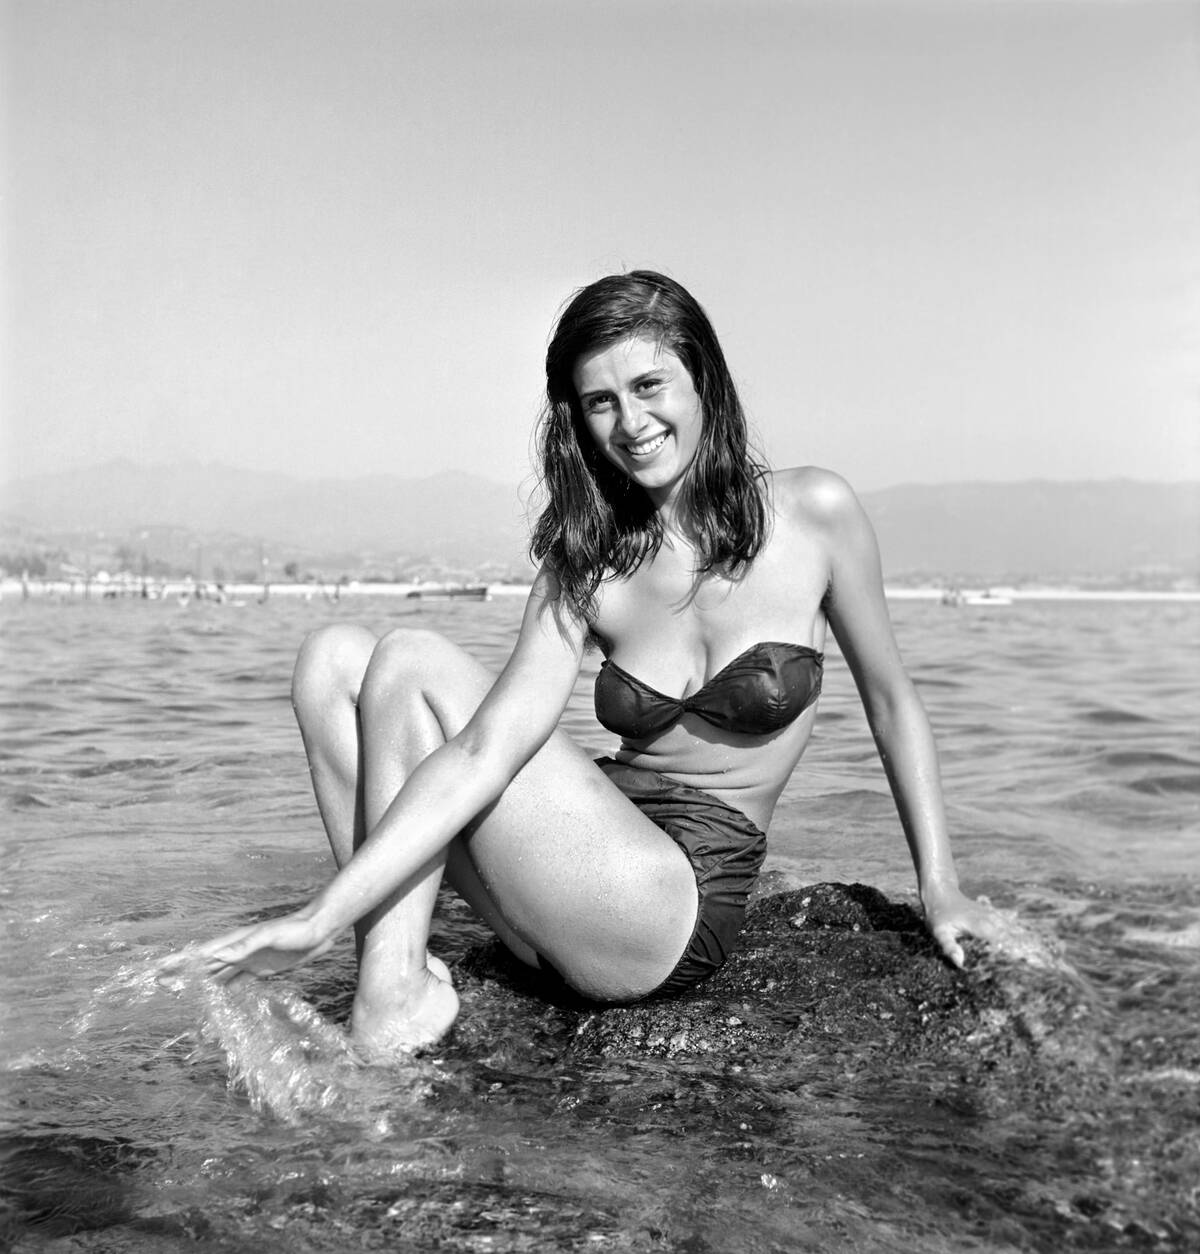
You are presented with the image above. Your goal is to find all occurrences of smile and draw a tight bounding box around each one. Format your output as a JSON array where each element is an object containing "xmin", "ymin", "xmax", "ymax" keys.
[{"xmin": 625, "ymin": 432, "xmax": 668, "ymax": 457}]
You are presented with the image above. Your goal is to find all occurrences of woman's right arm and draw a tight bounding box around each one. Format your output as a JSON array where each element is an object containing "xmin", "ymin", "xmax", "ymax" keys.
[{"xmin": 163, "ymin": 569, "xmax": 588, "ymax": 979}]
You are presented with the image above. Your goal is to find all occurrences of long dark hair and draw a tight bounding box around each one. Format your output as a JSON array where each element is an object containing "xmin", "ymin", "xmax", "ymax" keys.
[{"xmin": 530, "ymin": 270, "xmax": 769, "ymax": 617}]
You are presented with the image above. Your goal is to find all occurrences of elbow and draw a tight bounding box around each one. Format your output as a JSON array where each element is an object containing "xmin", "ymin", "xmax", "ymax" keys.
[
  {"xmin": 442, "ymin": 733, "xmax": 510, "ymax": 804},
  {"xmin": 864, "ymin": 675, "xmax": 925, "ymax": 742},
  {"xmin": 449, "ymin": 720, "xmax": 546, "ymax": 801}
]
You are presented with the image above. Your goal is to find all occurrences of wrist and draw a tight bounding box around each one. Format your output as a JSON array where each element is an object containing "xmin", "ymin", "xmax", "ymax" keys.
[
  {"xmin": 298, "ymin": 894, "xmax": 343, "ymax": 943},
  {"xmin": 919, "ymin": 873, "xmax": 962, "ymax": 911}
]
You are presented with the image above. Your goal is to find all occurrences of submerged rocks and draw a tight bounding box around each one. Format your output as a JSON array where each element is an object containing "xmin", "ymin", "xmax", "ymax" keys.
[{"xmin": 451, "ymin": 883, "xmax": 1109, "ymax": 1109}]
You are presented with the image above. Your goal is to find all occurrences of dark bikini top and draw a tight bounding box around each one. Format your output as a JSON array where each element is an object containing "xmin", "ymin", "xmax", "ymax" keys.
[{"xmin": 594, "ymin": 641, "xmax": 823, "ymax": 740}]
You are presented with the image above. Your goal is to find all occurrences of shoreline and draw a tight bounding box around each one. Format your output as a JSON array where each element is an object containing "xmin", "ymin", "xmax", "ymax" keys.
[{"xmin": 3, "ymin": 578, "xmax": 1198, "ymax": 604}]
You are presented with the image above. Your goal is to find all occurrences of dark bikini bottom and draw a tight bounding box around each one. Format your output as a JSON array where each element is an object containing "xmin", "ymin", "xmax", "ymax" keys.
[{"xmin": 538, "ymin": 756, "xmax": 768, "ymax": 1002}]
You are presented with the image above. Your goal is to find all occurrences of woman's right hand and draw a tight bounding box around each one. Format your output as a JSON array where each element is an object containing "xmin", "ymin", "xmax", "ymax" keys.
[{"xmin": 158, "ymin": 910, "xmax": 335, "ymax": 987}]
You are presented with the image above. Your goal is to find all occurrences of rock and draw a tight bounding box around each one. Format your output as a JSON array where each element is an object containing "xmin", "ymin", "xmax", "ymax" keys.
[{"xmin": 449, "ymin": 884, "xmax": 1110, "ymax": 1111}]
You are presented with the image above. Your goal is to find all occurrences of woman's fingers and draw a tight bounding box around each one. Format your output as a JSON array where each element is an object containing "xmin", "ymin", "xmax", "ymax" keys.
[
  {"xmin": 155, "ymin": 936, "xmax": 243, "ymax": 986},
  {"xmin": 929, "ymin": 898, "xmax": 1013, "ymax": 968},
  {"xmin": 157, "ymin": 916, "xmax": 330, "ymax": 988},
  {"xmin": 932, "ymin": 922, "xmax": 966, "ymax": 968},
  {"xmin": 204, "ymin": 938, "xmax": 289, "ymax": 981}
]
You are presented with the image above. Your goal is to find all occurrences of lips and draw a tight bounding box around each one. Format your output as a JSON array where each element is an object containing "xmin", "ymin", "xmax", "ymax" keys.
[{"xmin": 625, "ymin": 432, "xmax": 668, "ymax": 458}]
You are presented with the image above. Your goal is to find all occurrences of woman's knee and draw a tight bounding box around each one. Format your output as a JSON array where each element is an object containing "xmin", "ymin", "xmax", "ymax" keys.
[
  {"xmin": 291, "ymin": 623, "xmax": 378, "ymax": 713},
  {"xmin": 358, "ymin": 627, "xmax": 460, "ymax": 710}
]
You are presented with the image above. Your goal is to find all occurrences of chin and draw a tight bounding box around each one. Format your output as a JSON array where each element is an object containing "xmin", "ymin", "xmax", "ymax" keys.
[{"xmin": 639, "ymin": 469, "xmax": 684, "ymax": 495}]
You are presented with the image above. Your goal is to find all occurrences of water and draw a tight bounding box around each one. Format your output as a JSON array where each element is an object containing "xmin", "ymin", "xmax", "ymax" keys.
[{"xmin": 2, "ymin": 594, "xmax": 1198, "ymax": 1252}]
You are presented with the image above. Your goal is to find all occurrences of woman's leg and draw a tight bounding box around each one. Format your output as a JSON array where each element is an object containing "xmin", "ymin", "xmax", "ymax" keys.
[
  {"xmin": 291, "ymin": 623, "xmax": 372, "ymax": 873},
  {"xmin": 291, "ymin": 624, "xmax": 538, "ymax": 965},
  {"xmin": 291, "ymin": 623, "xmax": 699, "ymax": 1053},
  {"xmin": 291, "ymin": 624, "xmax": 459, "ymax": 1049}
]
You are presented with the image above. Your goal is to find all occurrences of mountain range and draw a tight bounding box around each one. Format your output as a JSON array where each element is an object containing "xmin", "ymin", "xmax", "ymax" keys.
[{"xmin": 2, "ymin": 461, "xmax": 1197, "ymax": 583}]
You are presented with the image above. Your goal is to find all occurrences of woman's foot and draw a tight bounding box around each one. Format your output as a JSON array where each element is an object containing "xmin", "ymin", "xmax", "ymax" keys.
[{"xmin": 349, "ymin": 955, "xmax": 459, "ymax": 1060}]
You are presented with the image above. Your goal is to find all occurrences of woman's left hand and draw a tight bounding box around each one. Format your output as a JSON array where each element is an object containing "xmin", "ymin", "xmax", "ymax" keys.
[{"xmin": 922, "ymin": 886, "xmax": 1009, "ymax": 968}]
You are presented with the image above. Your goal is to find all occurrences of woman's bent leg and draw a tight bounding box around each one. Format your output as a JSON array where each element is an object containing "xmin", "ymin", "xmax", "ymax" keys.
[
  {"xmin": 292, "ymin": 624, "xmax": 699, "ymax": 1053},
  {"xmin": 291, "ymin": 623, "xmax": 539, "ymax": 951},
  {"xmin": 292, "ymin": 624, "xmax": 458, "ymax": 1051},
  {"xmin": 292, "ymin": 624, "xmax": 375, "ymax": 871}
]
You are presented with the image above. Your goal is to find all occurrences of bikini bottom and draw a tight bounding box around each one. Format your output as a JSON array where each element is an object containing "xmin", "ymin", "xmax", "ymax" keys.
[{"xmin": 538, "ymin": 756, "xmax": 768, "ymax": 1001}]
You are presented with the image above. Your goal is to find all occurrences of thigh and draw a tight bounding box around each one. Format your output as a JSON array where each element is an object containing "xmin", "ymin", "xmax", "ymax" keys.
[
  {"xmin": 460, "ymin": 732, "xmax": 700, "ymax": 1001},
  {"xmin": 362, "ymin": 628, "xmax": 698, "ymax": 1001}
]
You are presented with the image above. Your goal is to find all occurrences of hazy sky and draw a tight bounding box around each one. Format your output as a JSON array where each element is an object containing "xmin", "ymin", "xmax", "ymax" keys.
[{"xmin": 4, "ymin": 0, "xmax": 1198, "ymax": 491}]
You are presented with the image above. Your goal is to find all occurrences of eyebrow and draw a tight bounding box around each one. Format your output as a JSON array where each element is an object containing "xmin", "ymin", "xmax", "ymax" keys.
[{"xmin": 578, "ymin": 366, "xmax": 669, "ymax": 405}]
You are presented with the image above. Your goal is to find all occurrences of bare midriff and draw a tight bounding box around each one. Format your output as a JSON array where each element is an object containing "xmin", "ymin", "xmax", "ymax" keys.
[{"xmin": 611, "ymin": 704, "xmax": 819, "ymax": 833}]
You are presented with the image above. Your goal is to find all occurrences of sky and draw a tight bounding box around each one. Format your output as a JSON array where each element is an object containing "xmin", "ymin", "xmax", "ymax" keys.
[{"xmin": 3, "ymin": 0, "xmax": 1198, "ymax": 492}]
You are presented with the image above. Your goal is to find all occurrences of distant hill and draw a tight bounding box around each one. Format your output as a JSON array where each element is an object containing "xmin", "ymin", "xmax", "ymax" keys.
[
  {"xmin": 0, "ymin": 461, "xmax": 533, "ymax": 570},
  {"xmin": 1, "ymin": 462, "xmax": 1197, "ymax": 581},
  {"xmin": 863, "ymin": 480, "xmax": 1199, "ymax": 581}
]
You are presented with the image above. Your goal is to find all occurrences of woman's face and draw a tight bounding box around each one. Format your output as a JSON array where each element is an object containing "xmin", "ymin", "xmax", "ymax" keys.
[{"xmin": 572, "ymin": 335, "xmax": 703, "ymax": 509}]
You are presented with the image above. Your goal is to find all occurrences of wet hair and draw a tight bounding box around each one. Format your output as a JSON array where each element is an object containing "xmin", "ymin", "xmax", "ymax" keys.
[{"xmin": 530, "ymin": 270, "xmax": 769, "ymax": 617}]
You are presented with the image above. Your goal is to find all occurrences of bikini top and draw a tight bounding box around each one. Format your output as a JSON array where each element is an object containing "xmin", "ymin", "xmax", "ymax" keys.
[{"xmin": 594, "ymin": 640, "xmax": 823, "ymax": 740}]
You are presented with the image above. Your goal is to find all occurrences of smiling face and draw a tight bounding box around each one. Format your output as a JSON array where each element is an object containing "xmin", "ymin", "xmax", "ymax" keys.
[{"xmin": 572, "ymin": 335, "xmax": 704, "ymax": 510}]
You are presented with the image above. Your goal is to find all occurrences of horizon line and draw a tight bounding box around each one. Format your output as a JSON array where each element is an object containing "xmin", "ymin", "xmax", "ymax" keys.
[{"xmin": 4, "ymin": 457, "xmax": 1199, "ymax": 494}]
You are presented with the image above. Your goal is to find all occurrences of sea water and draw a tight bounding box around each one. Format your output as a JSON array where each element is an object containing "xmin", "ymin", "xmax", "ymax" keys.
[{"xmin": 2, "ymin": 594, "xmax": 1197, "ymax": 1252}]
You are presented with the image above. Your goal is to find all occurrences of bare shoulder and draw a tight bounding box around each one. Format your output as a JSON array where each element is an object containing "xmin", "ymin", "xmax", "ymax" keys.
[
  {"xmin": 520, "ymin": 564, "xmax": 587, "ymax": 641},
  {"xmin": 769, "ymin": 466, "xmax": 864, "ymax": 532},
  {"xmin": 528, "ymin": 563, "xmax": 564, "ymax": 603}
]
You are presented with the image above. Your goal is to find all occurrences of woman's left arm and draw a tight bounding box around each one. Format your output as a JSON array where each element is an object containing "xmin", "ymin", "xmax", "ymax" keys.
[{"xmin": 807, "ymin": 470, "xmax": 1003, "ymax": 966}]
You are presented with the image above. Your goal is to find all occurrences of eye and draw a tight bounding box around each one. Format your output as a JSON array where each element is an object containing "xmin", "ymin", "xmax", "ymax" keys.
[
  {"xmin": 636, "ymin": 377, "xmax": 662, "ymax": 393},
  {"xmin": 584, "ymin": 393, "xmax": 613, "ymax": 413}
]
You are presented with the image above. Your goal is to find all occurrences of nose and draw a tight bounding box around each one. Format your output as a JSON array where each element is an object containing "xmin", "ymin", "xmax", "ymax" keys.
[{"xmin": 614, "ymin": 394, "xmax": 649, "ymax": 438}]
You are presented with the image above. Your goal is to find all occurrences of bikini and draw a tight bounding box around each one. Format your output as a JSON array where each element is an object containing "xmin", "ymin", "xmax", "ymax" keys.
[
  {"xmin": 539, "ymin": 642, "xmax": 823, "ymax": 1001},
  {"xmin": 594, "ymin": 640, "xmax": 824, "ymax": 741}
]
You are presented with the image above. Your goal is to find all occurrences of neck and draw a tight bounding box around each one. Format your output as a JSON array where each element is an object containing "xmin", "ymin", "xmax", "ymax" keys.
[
  {"xmin": 645, "ymin": 478, "xmax": 691, "ymax": 532},
  {"xmin": 655, "ymin": 502, "xmax": 704, "ymax": 560}
]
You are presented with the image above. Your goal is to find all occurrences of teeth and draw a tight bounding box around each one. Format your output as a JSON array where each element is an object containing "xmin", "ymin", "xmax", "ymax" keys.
[{"xmin": 628, "ymin": 433, "xmax": 667, "ymax": 456}]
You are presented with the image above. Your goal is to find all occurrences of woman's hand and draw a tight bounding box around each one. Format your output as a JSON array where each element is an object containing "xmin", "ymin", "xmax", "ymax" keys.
[
  {"xmin": 922, "ymin": 886, "xmax": 1009, "ymax": 968},
  {"xmin": 159, "ymin": 910, "xmax": 335, "ymax": 987}
]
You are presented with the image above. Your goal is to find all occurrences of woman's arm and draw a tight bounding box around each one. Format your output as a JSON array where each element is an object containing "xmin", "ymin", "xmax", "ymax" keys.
[
  {"xmin": 306, "ymin": 570, "xmax": 587, "ymax": 939},
  {"xmin": 803, "ymin": 470, "xmax": 1002, "ymax": 966},
  {"xmin": 164, "ymin": 569, "xmax": 589, "ymax": 981}
]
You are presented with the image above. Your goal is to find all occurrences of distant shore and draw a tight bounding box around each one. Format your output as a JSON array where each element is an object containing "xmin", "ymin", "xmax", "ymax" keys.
[
  {"xmin": 0, "ymin": 578, "xmax": 532, "ymax": 602},
  {"xmin": 3, "ymin": 578, "xmax": 1198, "ymax": 604}
]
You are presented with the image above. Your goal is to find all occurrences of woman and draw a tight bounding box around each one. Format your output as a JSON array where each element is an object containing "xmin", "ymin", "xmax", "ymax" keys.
[{"xmin": 178, "ymin": 271, "xmax": 1004, "ymax": 1056}]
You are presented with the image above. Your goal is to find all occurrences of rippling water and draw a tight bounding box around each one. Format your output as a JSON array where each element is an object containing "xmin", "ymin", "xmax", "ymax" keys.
[{"xmin": 2, "ymin": 594, "xmax": 1198, "ymax": 1252}]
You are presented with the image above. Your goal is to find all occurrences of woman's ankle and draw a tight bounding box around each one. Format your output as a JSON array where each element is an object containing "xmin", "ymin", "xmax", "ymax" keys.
[{"xmin": 350, "ymin": 966, "xmax": 459, "ymax": 1055}]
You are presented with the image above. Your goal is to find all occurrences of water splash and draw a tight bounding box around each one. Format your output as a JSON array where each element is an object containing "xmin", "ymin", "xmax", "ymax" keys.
[
  {"xmin": 970, "ymin": 896, "xmax": 1076, "ymax": 972},
  {"xmin": 193, "ymin": 975, "xmax": 361, "ymax": 1120},
  {"xmin": 61, "ymin": 953, "xmax": 437, "ymax": 1131},
  {"xmin": 63, "ymin": 958, "xmax": 166, "ymax": 1038}
]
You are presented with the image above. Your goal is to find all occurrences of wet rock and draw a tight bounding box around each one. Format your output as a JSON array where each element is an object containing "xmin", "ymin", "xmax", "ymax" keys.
[{"xmin": 451, "ymin": 883, "xmax": 1110, "ymax": 1109}]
